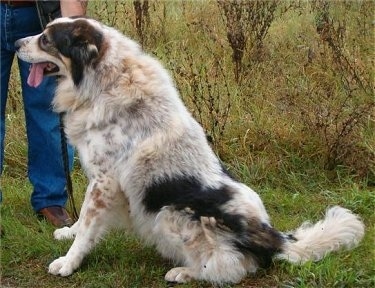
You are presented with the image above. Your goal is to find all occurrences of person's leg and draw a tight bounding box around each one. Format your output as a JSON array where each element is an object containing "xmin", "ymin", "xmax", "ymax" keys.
[
  {"xmin": 0, "ymin": 52, "xmax": 12, "ymax": 173},
  {"xmin": 0, "ymin": 4, "xmax": 15, "ymax": 174},
  {"xmin": 0, "ymin": 4, "xmax": 15, "ymax": 206},
  {"xmin": 10, "ymin": 5, "xmax": 74, "ymax": 216},
  {"xmin": 19, "ymin": 59, "xmax": 74, "ymax": 211}
]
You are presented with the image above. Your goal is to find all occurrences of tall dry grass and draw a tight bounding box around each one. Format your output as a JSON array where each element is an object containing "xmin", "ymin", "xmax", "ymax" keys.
[
  {"xmin": 87, "ymin": 0, "xmax": 374, "ymax": 184},
  {"xmin": 4, "ymin": 1, "xmax": 373, "ymax": 184}
]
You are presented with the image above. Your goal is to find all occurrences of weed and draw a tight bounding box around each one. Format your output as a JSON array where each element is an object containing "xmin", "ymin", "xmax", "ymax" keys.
[
  {"xmin": 308, "ymin": 0, "xmax": 374, "ymax": 173},
  {"xmin": 133, "ymin": 0, "xmax": 150, "ymax": 48},
  {"xmin": 217, "ymin": 0, "xmax": 279, "ymax": 83}
]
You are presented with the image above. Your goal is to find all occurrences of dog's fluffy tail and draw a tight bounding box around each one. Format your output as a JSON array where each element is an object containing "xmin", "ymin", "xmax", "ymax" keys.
[{"xmin": 276, "ymin": 206, "xmax": 365, "ymax": 264}]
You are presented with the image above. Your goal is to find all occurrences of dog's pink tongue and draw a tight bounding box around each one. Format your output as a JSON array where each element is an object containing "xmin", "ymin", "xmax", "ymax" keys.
[{"xmin": 27, "ymin": 63, "xmax": 48, "ymax": 88}]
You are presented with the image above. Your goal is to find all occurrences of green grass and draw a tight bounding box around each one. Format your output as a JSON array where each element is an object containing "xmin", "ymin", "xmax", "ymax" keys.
[
  {"xmin": 1, "ymin": 1, "xmax": 374, "ymax": 287},
  {"xmin": 1, "ymin": 169, "xmax": 374, "ymax": 288}
]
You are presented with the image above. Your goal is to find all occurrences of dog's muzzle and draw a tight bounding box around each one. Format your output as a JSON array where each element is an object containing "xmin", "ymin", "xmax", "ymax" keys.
[{"xmin": 14, "ymin": 36, "xmax": 31, "ymax": 51}]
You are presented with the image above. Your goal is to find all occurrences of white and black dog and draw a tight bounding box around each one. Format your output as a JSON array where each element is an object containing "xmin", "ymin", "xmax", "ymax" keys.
[{"xmin": 15, "ymin": 17, "xmax": 364, "ymax": 284}]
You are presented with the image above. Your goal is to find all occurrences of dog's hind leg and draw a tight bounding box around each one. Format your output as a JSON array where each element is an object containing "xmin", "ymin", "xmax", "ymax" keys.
[
  {"xmin": 163, "ymin": 217, "xmax": 217, "ymax": 283},
  {"xmin": 195, "ymin": 216, "xmax": 249, "ymax": 284},
  {"xmin": 165, "ymin": 267, "xmax": 199, "ymax": 283},
  {"xmin": 163, "ymin": 215, "xmax": 248, "ymax": 284},
  {"xmin": 48, "ymin": 176, "xmax": 127, "ymax": 277}
]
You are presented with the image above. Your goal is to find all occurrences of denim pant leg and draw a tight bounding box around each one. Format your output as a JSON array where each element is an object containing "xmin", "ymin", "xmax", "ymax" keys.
[
  {"xmin": 19, "ymin": 59, "xmax": 74, "ymax": 212},
  {"xmin": 0, "ymin": 49, "xmax": 13, "ymax": 205},
  {"xmin": 0, "ymin": 4, "xmax": 74, "ymax": 211},
  {"xmin": 0, "ymin": 47, "xmax": 13, "ymax": 173}
]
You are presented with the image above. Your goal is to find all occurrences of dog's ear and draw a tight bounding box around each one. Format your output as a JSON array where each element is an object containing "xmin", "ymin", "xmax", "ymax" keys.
[
  {"xmin": 70, "ymin": 39, "xmax": 99, "ymax": 63},
  {"xmin": 52, "ymin": 21, "xmax": 103, "ymax": 86},
  {"xmin": 69, "ymin": 40, "xmax": 99, "ymax": 86}
]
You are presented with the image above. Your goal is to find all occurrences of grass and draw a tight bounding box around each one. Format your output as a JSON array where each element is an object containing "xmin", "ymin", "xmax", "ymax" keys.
[
  {"xmin": 1, "ymin": 170, "xmax": 374, "ymax": 287},
  {"xmin": 1, "ymin": 0, "xmax": 374, "ymax": 287}
]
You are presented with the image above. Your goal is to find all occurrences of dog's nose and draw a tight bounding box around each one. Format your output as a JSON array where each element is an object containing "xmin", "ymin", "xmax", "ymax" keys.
[{"xmin": 14, "ymin": 39, "xmax": 23, "ymax": 51}]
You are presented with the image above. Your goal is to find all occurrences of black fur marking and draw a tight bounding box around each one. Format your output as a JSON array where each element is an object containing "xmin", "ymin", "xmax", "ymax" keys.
[
  {"xmin": 233, "ymin": 220, "xmax": 284, "ymax": 268},
  {"xmin": 286, "ymin": 233, "xmax": 297, "ymax": 242},
  {"xmin": 143, "ymin": 176, "xmax": 284, "ymax": 268},
  {"xmin": 50, "ymin": 20, "xmax": 103, "ymax": 86},
  {"xmin": 143, "ymin": 176, "xmax": 233, "ymax": 222}
]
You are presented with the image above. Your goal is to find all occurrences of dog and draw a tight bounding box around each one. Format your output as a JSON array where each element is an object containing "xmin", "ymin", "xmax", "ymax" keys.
[{"xmin": 15, "ymin": 17, "xmax": 365, "ymax": 284}]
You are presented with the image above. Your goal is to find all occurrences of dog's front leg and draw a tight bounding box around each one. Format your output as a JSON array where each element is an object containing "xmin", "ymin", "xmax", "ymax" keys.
[
  {"xmin": 53, "ymin": 181, "xmax": 96, "ymax": 241},
  {"xmin": 48, "ymin": 178, "xmax": 118, "ymax": 276}
]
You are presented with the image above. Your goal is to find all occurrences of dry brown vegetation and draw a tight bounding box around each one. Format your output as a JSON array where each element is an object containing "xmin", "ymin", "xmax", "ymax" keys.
[{"xmin": 87, "ymin": 0, "xmax": 374, "ymax": 184}]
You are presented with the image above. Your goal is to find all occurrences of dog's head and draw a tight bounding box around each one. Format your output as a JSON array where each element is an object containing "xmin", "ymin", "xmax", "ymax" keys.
[{"xmin": 16, "ymin": 17, "xmax": 104, "ymax": 87}]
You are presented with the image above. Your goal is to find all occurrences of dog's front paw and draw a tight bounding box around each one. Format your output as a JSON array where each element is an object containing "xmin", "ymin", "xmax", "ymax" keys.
[
  {"xmin": 48, "ymin": 256, "xmax": 76, "ymax": 277},
  {"xmin": 54, "ymin": 227, "xmax": 75, "ymax": 240},
  {"xmin": 165, "ymin": 267, "xmax": 196, "ymax": 283}
]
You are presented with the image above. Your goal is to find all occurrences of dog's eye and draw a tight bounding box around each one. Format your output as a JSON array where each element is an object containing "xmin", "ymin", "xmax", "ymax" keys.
[{"xmin": 40, "ymin": 34, "xmax": 50, "ymax": 46}]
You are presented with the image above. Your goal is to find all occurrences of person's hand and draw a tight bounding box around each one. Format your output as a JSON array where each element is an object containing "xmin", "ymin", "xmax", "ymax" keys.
[{"xmin": 60, "ymin": 0, "xmax": 88, "ymax": 17}]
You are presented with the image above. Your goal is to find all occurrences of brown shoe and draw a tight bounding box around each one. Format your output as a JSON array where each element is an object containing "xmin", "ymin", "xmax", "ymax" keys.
[{"xmin": 38, "ymin": 206, "xmax": 73, "ymax": 227}]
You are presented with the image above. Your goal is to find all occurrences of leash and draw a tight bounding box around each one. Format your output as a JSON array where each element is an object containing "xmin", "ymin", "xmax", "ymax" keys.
[{"xmin": 59, "ymin": 113, "xmax": 79, "ymax": 221}]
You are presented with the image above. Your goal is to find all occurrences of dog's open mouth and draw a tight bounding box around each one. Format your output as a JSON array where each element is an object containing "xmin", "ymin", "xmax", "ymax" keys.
[{"xmin": 28, "ymin": 62, "xmax": 59, "ymax": 88}]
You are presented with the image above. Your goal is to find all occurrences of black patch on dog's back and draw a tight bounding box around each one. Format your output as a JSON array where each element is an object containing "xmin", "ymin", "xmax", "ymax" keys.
[
  {"xmin": 143, "ymin": 176, "xmax": 233, "ymax": 222},
  {"xmin": 143, "ymin": 176, "xmax": 284, "ymax": 268}
]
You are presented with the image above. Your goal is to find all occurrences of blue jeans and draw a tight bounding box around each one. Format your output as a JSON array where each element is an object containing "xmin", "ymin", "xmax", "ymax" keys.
[{"xmin": 0, "ymin": 4, "xmax": 74, "ymax": 212}]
